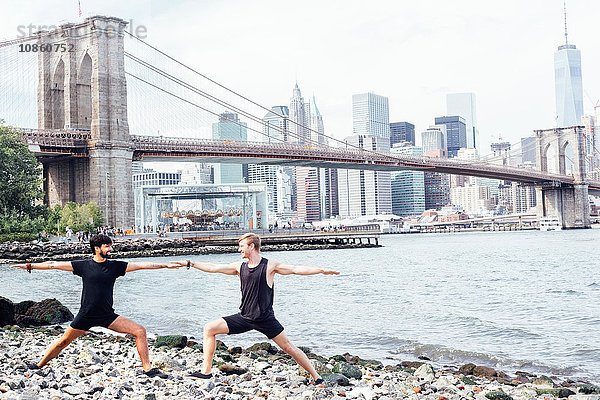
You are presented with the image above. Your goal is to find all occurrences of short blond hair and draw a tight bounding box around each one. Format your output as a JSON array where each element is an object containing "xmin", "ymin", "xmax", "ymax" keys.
[{"xmin": 238, "ymin": 233, "xmax": 261, "ymax": 251}]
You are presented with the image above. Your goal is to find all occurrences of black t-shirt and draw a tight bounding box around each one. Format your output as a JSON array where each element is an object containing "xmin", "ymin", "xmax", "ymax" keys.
[{"xmin": 72, "ymin": 259, "xmax": 128, "ymax": 317}]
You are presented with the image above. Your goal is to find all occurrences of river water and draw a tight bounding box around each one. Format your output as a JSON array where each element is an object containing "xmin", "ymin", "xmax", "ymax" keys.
[{"xmin": 2, "ymin": 229, "xmax": 599, "ymax": 381}]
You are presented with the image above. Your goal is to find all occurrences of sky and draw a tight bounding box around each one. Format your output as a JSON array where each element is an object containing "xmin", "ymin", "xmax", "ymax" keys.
[{"xmin": 2, "ymin": 0, "xmax": 600, "ymax": 156}]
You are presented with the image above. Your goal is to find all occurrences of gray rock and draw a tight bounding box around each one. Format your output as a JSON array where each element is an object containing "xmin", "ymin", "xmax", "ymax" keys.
[
  {"xmin": 414, "ymin": 363, "xmax": 435, "ymax": 382},
  {"xmin": 332, "ymin": 361, "xmax": 362, "ymax": 379},
  {"xmin": 0, "ymin": 297, "xmax": 15, "ymax": 326},
  {"xmin": 322, "ymin": 373, "xmax": 350, "ymax": 386}
]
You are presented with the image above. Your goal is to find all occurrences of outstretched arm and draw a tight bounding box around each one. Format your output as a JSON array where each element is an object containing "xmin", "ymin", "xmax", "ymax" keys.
[
  {"xmin": 126, "ymin": 261, "xmax": 182, "ymax": 272},
  {"xmin": 176, "ymin": 259, "xmax": 240, "ymax": 275},
  {"xmin": 271, "ymin": 260, "xmax": 340, "ymax": 276},
  {"xmin": 11, "ymin": 261, "xmax": 73, "ymax": 272}
]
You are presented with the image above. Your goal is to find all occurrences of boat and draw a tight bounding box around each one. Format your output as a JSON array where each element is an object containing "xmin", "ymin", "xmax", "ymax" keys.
[{"xmin": 539, "ymin": 217, "xmax": 562, "ymax": 231}]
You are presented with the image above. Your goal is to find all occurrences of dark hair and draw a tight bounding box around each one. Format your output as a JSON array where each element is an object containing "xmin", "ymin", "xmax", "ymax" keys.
[{"xmin": 89, "ymin": 234, "xmax": 112, "ymax": 254}]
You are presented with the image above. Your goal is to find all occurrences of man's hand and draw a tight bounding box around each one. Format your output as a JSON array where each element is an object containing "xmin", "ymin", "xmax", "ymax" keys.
[
  {"xmin": 322, "ymin": 269, "xmax": 340, "ymax": 275},
  {"xmin": 166, "ymin": 262, "xmax": 183, "ymax": 269}
]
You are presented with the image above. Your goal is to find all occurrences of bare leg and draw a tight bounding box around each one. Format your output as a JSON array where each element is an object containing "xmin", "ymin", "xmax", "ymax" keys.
[
  {"xmin": 201, "ymin": 318, "xmax": 229, "ymax": 374},
  {"xmin": 271, "ymin": 332, "xmax": 320, "ymax": 380},
  {"xmin": 108, "ymin": 316, "xmax": 151, "ymax": 371},
  {"xmin": 38, "ymin": 327, "xmax": 87, "ymax": 368}
]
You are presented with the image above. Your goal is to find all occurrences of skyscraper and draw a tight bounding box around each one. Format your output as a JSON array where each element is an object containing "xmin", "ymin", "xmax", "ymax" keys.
[
  {"xmin": 290, "ymin": 83, "xmax": 320, "ymax": 222},
  {"xmin": 421, "ymin": 125, "xmax": 447, "ymax": 158},
  {"xmin": 390, "ymin": 121, "xmax": 415, "ymax": 146},
  {"xmin": 447, "ymin": 93, "xmax": 478, "ymax": 149},
  {"xmin": 421, "ymin": 127, "xmax": 450, "ymax": 210},
  {"xmin": 352, "ymin": 93, "xmax": 390, "ymax": 148},
  {"xmin": 338, "ymin": 135, "xmax": 392, "ymax": 218},
  {"xmin": 554, "ymin": 4, "xmax": 583, "ymax": 127},
  {"xmin": 390, "ymin": 143, "xmax": 425, "ymax": 216},
  {"xmin": 212, "ymin": 112, "xmax": 247, "ymax": 184},
  {"xmin": 338, "ymin": 93, "xmax": 392, "ymax": 218},
  {"xmin": 311, "ymin": 95, "xmax": 338, "ymax": 219},
  {"xmin": 434, "ymin": 116, "xmax": 467, "ymax": 158},
  {"xmin": 247, "ymin": 106, "xmax": 294, "ymax": 219}
]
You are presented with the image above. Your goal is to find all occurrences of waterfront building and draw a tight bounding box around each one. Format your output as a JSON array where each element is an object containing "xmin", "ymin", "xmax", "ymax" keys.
[
  {"xmin": 390, "ymin": 143, "xmax": 425, "ymax": 216},
  {"xmin": 421, "ymin": 126, "xmax": 449, "ymax": 210}
]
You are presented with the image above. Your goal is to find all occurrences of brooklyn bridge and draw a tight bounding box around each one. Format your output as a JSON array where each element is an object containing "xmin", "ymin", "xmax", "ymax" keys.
[{"xmin": 1, "ymin": 16, "xmax": 598, "ymax": 228}]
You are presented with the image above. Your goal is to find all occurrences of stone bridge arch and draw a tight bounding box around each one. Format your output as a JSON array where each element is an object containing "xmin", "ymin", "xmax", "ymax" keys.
[
  {"xmin": 37, "ymin": 16, "xmax": 133, "ymax": 228},
  {"xmin": 534, "ymin": 126, "xmax": 589, "ymax": 228}
]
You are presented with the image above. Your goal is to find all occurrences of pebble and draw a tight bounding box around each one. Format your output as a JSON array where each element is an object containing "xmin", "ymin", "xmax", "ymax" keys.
[{"xmin": 0, "ymin": 327, "xmax": 596, "ymax": 400}]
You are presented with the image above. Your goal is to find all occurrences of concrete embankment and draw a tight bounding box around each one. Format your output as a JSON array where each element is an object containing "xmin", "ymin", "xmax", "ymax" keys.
[{"xmin": 0, "ymin": 233, "xmax": 380, "ymax": 263}]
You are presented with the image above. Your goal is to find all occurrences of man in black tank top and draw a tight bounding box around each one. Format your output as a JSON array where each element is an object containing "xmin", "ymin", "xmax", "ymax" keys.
[
  {"xmin": 181, "ymin": 233, "xmax": 340, "ymax": 384},
  {"xmin": 12, "ymin": 234, "xmax": 181, "ymax": 378}
]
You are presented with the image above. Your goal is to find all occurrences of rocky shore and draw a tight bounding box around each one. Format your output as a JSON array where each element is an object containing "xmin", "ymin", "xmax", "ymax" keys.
[
  {"xmin": 0, "ymin": 236, "xmax": 378, "ymax": 263},
  {"xmin": 0, "ymin": 326, "xmax": 598, "ymax": 400}
]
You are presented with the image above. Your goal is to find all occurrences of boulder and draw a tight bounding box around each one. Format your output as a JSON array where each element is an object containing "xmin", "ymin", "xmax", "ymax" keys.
[
  {"xmin": 322, "ymin": 373, "xmax": 350, "ymax": 386},
  {"xmin": 15, "ymin": 298, "xmax": 73, "ymax": 326},
  {"xmin": 247, "ymin": 342, "xmax": 277, "ymax": 354},
  {"xmin": 332, "ymin": 361, "xmax": 362, "ymax": 379},
  {"xmin": 0, "ymin": 297, "xmax": 15, "ymax": 326},
  {"xmin": 154, "ymin": 335, "xmax": 188, "ymax": 349}
]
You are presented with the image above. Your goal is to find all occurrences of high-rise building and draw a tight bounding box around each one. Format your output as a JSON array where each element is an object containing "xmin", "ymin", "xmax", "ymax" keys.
[
  {"xmin": 310, "ymin": 95, "xmax": 339, "ymax": 219},
  {"xmin": 421, "ymin": 125, "xmax": 447, "ymax": 158},
  {"xmin": 491, "ymin": 139, "xmax": 513, "ymax": 166},
  {"xmin": 521, "ymin": 136, "xmax": 537, "ymax": 166},
  {"xmin": 390, "ymin": 121, "xmax": 415, "ymax": 146},
  {"xmin": 390, "ymin": 143, "xmax": 425, "ymax": 216},
  {"xmin": 263, "ymin": 106, "xmax": 290, "ymax": 143},
  {"xmin": 434, "ymin": 116, "xmax": 467, "ymax": 158},
  {"xmin": 338, "ymin": 135, "xmax": 392, "ymax": 217},
  {"xmin": 424, "ymin": 173, "xmax": 450, "ymax": 211},
  {"xmin": 247, "ymin": 106, "xmax": 294, "ymax": 220},
  {"xmin": 290, "ymin": 84, "xmax": 320, "ymax": 222},
  {"xmin": 352, "ymin": 92, "xmax": 390, "ymax": 149},
  {"xmin": 321, "ymin": 168, "xmax": 339, "ymax": 219},
  {"xmin": 421, "ymin": 126, "xmax": 450, "ymax": 210},
  {"xmin": 289, "ymin": 83, "xmax": 311, "ymax": 144},
  {"xmin": 212, "ymin": 112, "xmax": 247, "ymax": 184},
  {"xmin": 447, "ymin": 93, "xmax": 478, "ymax": 149},
  {"xmin": 450, "ymin": 185, "xmax": 491, "ymax": 216},
  {"xmin": 337, "ymin": 93, "xmax": 392, "ymax": 218},
  {"xmin": 554, "ymin": 5, "xmax": 583, "ymax": 127}
]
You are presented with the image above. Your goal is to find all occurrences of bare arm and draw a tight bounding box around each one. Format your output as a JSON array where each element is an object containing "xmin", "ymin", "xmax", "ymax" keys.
[
  {"xmin": 11, "ymin": 261, "xmax": 73, "ymax": 272},
  {"xmin": 271, "ymin": 260, "xmax": 340, "ymax": 276},
  {"xmin": 126, "ymin": 261, "xmax": 182, "ymax": 272},
  {"xmin": 176, "ymin": 259, "xmax": 240, "ymax": 275}
]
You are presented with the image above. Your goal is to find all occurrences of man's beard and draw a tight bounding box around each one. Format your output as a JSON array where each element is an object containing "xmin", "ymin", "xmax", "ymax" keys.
[{"xmin": 99, "ymin": 250, "xmax": 111, "ymax": 259}]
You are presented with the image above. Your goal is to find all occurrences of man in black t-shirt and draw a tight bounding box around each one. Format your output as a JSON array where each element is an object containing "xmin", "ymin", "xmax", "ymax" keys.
[{"xmin": 12, "ymin": 234, "xmax": 180, "ymax": 378}]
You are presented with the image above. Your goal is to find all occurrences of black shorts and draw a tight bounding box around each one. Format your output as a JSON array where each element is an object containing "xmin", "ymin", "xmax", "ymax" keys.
[
  {"xmin": 223, "ymin": 313, "xmax": 284, "ymax": 339},
  {"xmin": 70, "ymin": 312, "xmax": 120, "ymax": 331}
]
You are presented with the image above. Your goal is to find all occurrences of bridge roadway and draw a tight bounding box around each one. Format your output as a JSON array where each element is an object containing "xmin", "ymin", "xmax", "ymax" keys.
[{"xmin": 17, "ymin": 128, "xmax": 600, "ymax": 191}]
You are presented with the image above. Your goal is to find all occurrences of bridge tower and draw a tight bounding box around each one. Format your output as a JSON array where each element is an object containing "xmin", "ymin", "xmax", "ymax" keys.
[
  {"xmin": 534, "ymin": 126, "xmax": 590, "ymax": 228},
  {"xmin": 37, "ymin": 16, "xmax": 133, "ymax": 228}
]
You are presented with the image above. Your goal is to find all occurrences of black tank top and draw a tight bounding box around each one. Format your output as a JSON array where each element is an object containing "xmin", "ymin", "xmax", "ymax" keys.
[{"xmin": 239, "ymin": 257, "xmax": 274, "ymax": 320}]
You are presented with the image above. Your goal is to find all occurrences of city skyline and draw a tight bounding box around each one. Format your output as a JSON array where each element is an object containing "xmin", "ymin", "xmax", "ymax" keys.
[{"xmin": 1, "ymin": 0, "xmax": 599, "ymax": 155}]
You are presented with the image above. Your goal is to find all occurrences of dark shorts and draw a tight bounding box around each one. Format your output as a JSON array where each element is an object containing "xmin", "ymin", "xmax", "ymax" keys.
[
  {"xmin": 223, "ymin": 313, "xmax": 284, "ymax": 339},
  {"xmin": 70, "ymin": 312, "xmax": 120, "ymax": 331}
]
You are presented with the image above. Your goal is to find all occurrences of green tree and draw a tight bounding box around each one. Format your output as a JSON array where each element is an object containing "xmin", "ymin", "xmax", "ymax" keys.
[
  {"xmin": 58, "ymin": 202, "xmax": 104, "ymax": 234},
  {"xmin": 0, "ymin": 124, "xmax": 44, "ymax": 217}
]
